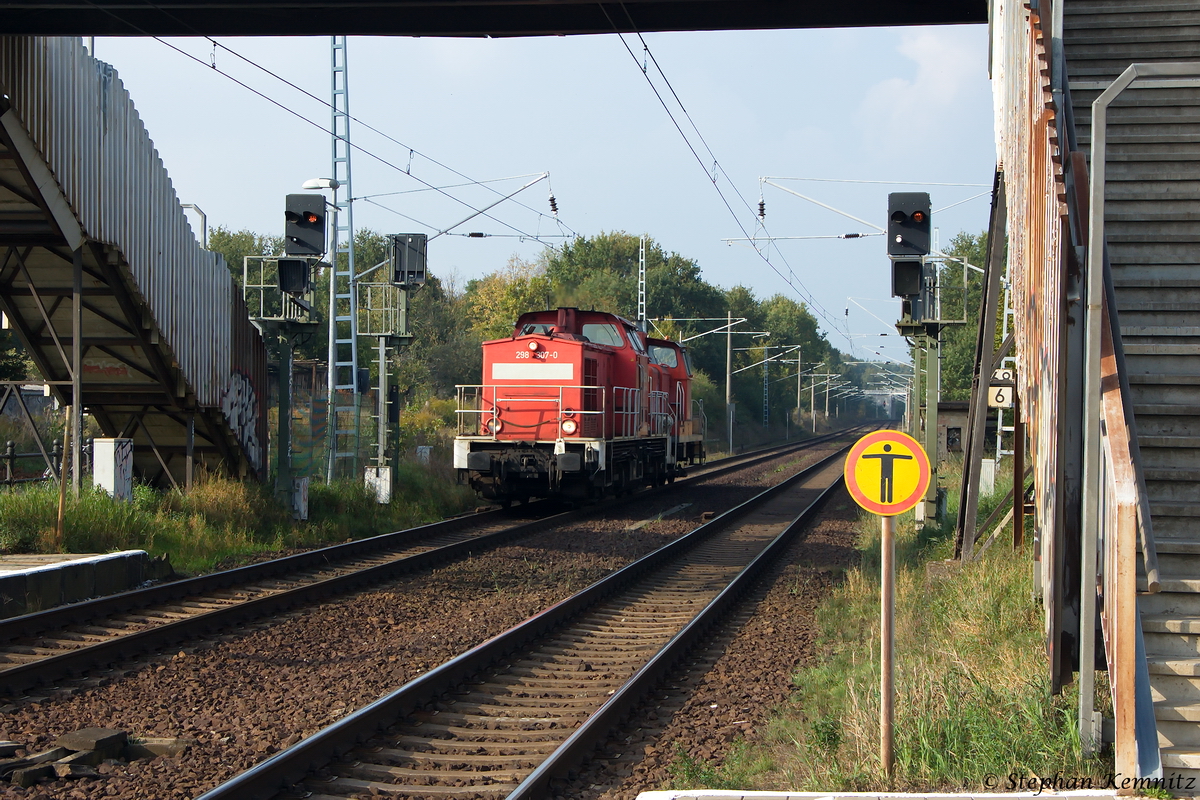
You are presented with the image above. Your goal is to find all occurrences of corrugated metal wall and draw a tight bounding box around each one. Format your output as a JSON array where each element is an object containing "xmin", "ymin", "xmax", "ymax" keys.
[
  {"xmin": 0, "ymin": 36, "xmax": 268, "ymax": 473},
  {"xmin": 992, "ymin": 0, "xmax": 1071, "ymax": 656}
]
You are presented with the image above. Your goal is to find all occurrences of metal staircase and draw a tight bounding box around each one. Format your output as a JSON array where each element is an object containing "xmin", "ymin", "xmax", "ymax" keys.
[
  {"xmin": 0, "ymin": 37, "xmax": 267, "ymax": 484},
  {"xmin": 1064, "ymin": 0, "xmax": 1200, "ymax": 780}
]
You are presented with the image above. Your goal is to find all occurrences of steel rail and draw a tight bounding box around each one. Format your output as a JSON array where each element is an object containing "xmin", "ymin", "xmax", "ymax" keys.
[
  {"xmin": 0, "ymin": 507, "xmax": 574, "ymax": 695},
  {"xmin": 510, "ymin": 458, "xmax": 845, "ymax": 798},
  {"xmin": 0, "ymin": 428, "xmax": 860, "ymax": 694},
  {"xmin": 0, "ymin": 427, "xmax": 843, "ymax": 644},
  {"xmin": 0, "ymin": 504, "xmax": 560, "ymax": 645},
  {"xmin": 195, "ymin": 436, "xmax": 857, "ymax": 800}
]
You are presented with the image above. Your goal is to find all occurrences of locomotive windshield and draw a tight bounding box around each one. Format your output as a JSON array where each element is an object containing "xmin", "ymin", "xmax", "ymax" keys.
[
  {"xmin": 580, "ymin": 323, "xmax": 624, "ymax": 347},
  {"xmin": 649, "ymin": 345, "xmax": 678, "ymax": 368},
  {"xmin": 682, "ymin": 348, "xmax": 695, "ymax": 376},
  {"xmin": 517, "ymin": 323, "xmax": 553, "ymax": 337}
]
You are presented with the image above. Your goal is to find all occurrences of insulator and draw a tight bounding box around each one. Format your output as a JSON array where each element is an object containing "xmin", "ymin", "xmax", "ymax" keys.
[
  {"xmin": 757, "ymin": 199, "xmax": 765, "ymax": 219},
  {"xmin": 548, "ymin": 194, "xmax": 558, "ymax": 215},
  {"xmin": 468, "ymin": 232, "xmax": 485, "ymax": 238}
]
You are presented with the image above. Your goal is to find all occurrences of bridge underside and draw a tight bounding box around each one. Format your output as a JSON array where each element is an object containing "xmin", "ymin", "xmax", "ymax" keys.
[
  {"xmin": 0, "ymin": 105, "xmax": 250, "ymax": 486},
  {"xmin": 2, "ymin": 1, "xmax": 986, "ymax": 36}
]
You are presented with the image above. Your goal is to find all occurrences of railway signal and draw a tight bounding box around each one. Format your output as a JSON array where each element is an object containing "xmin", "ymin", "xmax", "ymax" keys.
[
  {"xmin": 888, "ymin": 193, "xmax": 934, "ymax": 336},
  {"xmin": 886, "ymin": 192, "xmax": 931, "ymax": 256},
  {"xmin": 284, "ymin": 194, "xmax": 327, "ymax": 256},
  {"xmin": 276, "ymin": 257, "xmax": 310, "ymax": 296},
  {"xmin": 389, "ymin": 233, "xmax": 428, "ymax": 288}
]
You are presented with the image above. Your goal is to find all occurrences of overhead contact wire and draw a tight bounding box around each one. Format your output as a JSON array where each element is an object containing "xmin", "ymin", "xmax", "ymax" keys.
[{"xmin": 603, "ymin": 3, "xmax": 854, "ymax": 347}]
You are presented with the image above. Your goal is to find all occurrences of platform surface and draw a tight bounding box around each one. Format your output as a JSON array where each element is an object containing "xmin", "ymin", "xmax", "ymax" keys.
[
  {"xmin": 0, "ymin": 550, "xmax": 150, "ymax": 617},
  {"xmin": 636, "ymin": 792, "xmax": 1121, "ymax": 800},
  {"xmin": 0, "ymin": 552, "xmax": 117, "ymax": 574}
]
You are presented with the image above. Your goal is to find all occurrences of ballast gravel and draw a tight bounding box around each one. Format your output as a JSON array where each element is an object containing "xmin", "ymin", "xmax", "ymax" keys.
[{"xmin": 0, "ymin": 443, "xmax": 843, "ymax": 799}]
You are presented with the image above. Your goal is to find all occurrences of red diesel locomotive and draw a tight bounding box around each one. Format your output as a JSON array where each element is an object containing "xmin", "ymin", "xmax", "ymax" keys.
[{"xmin": 454, "ymin": 307, "xmax": 706, "ymax": 503}]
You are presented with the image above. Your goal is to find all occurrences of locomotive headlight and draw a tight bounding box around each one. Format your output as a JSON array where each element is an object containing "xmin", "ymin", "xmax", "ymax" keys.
[
  {"xmin": 483, "ymin": 417, "xmax": 503, "ymax": 435},
  {"xmin": 561, "ymin": 418, "xmax": 578, "ymax": 435},
  {"xmin": 528, "ymin": 340, "xmax": 540, "ymax": 351}
]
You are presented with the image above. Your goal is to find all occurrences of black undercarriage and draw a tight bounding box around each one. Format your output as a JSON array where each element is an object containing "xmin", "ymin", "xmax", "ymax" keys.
[{"xmin": 461, "ymin": 437, "xmax": 690, "ymax": 504}]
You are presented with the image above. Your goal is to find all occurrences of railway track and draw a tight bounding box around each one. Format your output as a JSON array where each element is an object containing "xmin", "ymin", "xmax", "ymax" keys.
[
  {"xmin": 0, "ymin": 429, "xmax": 860, "ymax": 696},
  {"xmin": 197, "ymin": 432, "xmax": 856, "ymax": 800}
]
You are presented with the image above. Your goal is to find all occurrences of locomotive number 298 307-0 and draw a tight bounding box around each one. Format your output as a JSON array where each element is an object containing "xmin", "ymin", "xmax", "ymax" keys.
[{"xmin": 456, "ymin": 307, "xmax": 706, "ymax": 505}]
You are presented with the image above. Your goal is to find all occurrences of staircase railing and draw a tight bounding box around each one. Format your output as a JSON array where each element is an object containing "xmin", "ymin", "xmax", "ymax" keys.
[{"xmin": 1081, "ymin": 61, "xmax": 1200, "ymax": 780}]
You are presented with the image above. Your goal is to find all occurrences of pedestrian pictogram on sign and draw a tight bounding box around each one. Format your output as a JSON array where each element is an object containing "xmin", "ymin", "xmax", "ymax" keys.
[{"xmin": 844, "ymin": 430, "xmax": 931, "ymax": 516}]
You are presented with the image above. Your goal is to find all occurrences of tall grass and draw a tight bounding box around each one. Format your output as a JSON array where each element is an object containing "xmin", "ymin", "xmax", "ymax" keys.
[
  {"xmin": 0, "ymin": 459, "xmax": 477, "ymax": 575},
  {"xmin": 671, "ymin": 456, "xmax": 1111, "ymax": 792}
]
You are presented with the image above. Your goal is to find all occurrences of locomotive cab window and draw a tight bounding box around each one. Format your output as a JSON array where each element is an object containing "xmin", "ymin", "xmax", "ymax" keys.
[
  {"xmin": 580, "ymin": 323, "xmax": 624, "ymax": 347},
  {"xmin": 518, "ymin": 323, "xmax": 553, "ymax": 337},
  {"xmin": 649, "ymin": 345, "xmax": 678, "ymax": 368},
  {"xmin": 626, "ymin": 329, "xmax": 647, "ymax": 354},
  {"xmin": 682, "ymin": 348, "xmax": 695, "ymax": 376}
]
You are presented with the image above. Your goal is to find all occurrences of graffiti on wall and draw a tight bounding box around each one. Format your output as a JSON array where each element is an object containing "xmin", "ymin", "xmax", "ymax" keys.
[{"xmin": 222, "ymin": 369, "xmax": 262, "ymax": 472}]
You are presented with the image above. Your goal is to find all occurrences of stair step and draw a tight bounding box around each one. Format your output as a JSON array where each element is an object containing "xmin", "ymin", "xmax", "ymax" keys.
[
  {"xmin": 1156, "ymin": 702, "xmax": 1200, "ymax": 722},
  {"xmin": 1125, "ymin": 343, "xmax": 1200, "ymax": 355},
  {"xmin": 1146, "ymin": 468, "xmax": 1200, "ymax": 481},
  {"xmin": 1114, "ymin": 278, "xmax": 1200, "ymax": 288},
  {"xmin": 1149, "ymin": 656, "xmax": 1200, "ymax": 677},
  {"xmin": 1153, "ymin": 578, "xmax": 1200, "ymax": 593},
  {"xmin": 1133, "ymin": 404, "xmax": 1200, "ymax": 416},
  {"xmin": 1122, "ymin": 326, "xmax": 1200, "ymax": 337},
  {"xmin": 1143, "ymin": 436, "xmax": 1200, "ymax": 449},
  {"xmin": 1129, "ymin": 374, "xmax": 1200, "ymax": 386},
  {"xmin": 1143, "ymin": 615, "xmax": 1200, "ymax": 634},
  {"xmin": 1120, "ymin": 303, "xmax": 1200, "ymax": 313},
  {"xmin": 1151, "ymin": 501, "xmax": 1200, "ymax": 518},
  {"xmin": 1155, "ymin": 539, "xmax": 1200, "ymax": 555},
  {"xmin": 1161, "ymin": 746, "xmax": 1200, "ymax": 769}
]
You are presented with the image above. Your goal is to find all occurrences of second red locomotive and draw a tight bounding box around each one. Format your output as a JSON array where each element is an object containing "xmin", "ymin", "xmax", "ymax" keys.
[{"xmin": 454, "ymin": 307, "xmax": 706, "ymax": 503}]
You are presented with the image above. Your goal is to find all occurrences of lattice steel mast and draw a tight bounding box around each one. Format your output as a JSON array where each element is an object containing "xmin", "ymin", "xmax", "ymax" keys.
[{"xmin": 327, "ymin": 35, "xmax": 360, "ymax": 480}]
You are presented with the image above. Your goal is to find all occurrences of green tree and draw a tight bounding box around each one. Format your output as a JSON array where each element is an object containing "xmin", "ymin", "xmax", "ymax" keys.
[
  {"xmin": 0, "ymin": 331, "xmax": 26, "ymax": 381},
  {"xmin": 937, "ymin": 231, "xmax": 992, "ymax": 401},
  {"xmin": 465, "ymin": 255, "xmax": 552, "ymax": 340},
  {"xmin": 207, "ymin": 226, "xmax": 284, "ymax": 286},
  {"xmin": 393, "ymin": 273, "xmax": 481, "ymax": 401},
  {"xmin": 545, "ymin": 231, "xmax": 725, "ymax": 324}
]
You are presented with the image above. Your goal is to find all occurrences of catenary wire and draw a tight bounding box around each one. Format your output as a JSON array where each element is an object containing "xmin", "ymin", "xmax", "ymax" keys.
[
  {"xmin": 131, "ymin": 0, "xmax": 575, "ymax": 236},
  {"xmin": 601, "ymin": 4, "xmax": 857, "ymax": 350},
  {"xmin": 82, "ymin": 0, "xmax": 567, "ymax": 248}
]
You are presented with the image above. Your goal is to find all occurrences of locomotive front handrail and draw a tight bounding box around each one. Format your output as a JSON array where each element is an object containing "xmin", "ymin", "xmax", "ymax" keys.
[
  {"xmin": 456, "ymin": 384, "xmax": 612, "ymax": 440},
  {"xmin": 456, "ymin": 383, "xmax": 681, "ymax": 442}
]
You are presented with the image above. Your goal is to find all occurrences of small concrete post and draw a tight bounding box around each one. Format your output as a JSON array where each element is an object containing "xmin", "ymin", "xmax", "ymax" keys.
[{"xmin": 93, "ymin": 438, "xmax": 134, "ymax": 502}]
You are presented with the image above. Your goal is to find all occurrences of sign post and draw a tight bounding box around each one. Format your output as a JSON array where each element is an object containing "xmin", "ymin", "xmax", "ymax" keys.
[{"xmin": 844, "ymin": 429, "xmax": 931, "ymax": 779}]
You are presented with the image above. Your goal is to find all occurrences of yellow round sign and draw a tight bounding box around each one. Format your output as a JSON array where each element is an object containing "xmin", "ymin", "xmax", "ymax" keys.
[{"xmin": 844, "ymin": 430, "xmax": 931, "ymax": 516}]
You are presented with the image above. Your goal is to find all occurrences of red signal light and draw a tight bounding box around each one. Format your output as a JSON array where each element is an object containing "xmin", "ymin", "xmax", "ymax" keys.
[
  {"xmin": 911, "ymin": 211, "xmax": 926, "ymax": 224},
  {"xmin": 304, "ymin": 212, "xmax": 319, "ymax": 224}
]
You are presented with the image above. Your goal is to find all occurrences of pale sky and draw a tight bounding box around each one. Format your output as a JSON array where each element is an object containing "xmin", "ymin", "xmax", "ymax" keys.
[{"xmin": 94, "ymin": 24, "xmax": 994, "ymax": 360}]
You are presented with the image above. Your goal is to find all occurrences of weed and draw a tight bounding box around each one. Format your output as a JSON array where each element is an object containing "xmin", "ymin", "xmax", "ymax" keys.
[
  {"xmin": 0, "ymin": 462, "xmax": 477, "ymax": 575},
  {"xmin": 700, "ymin": 456, "xmax": 1110, "ymax": 793},
  {"xmin": 810, "ymin": 716, "xmax": 842, "ymax": 755},
  {"xmin": 669, "ymin": 742, "xmax": 770, "ymax": 790}
]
